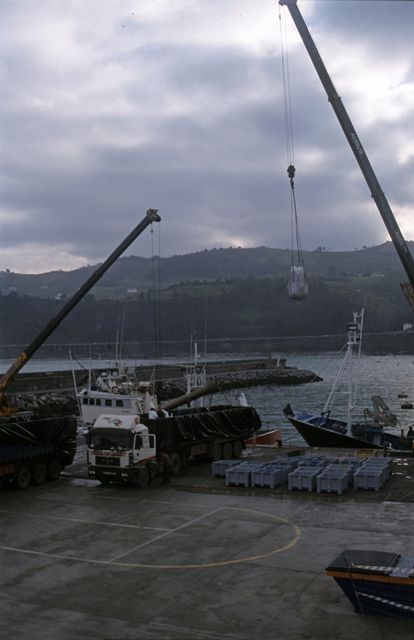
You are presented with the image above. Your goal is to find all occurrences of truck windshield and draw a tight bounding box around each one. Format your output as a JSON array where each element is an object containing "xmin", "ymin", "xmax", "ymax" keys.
[{"xmin": 89, "ymin": 428, "xmax": 132, "ymax": 450}]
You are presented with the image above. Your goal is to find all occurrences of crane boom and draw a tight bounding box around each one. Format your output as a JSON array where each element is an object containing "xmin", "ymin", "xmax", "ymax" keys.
[
  {"xmin": 279, "ymin": 0, "xmax": 414, "ymax": 300},
  {"xmin": 0, "ymin": 208, "xmax": 161, "ymax": 405}
]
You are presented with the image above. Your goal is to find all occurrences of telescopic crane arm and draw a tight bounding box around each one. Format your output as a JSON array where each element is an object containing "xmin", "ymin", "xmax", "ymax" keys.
[
  {"xmin": 0, "ymin": 208, "xmax": 161, "ymax": 406},
  {"xmin": 280, "ymin": 0, "xmax": 414, "ymax": 304}
]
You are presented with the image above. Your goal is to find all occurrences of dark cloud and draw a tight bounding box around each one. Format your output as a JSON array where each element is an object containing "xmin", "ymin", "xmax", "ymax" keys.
[{"xmin": 1, "ymin": 0, "xmax": 413, "ymax": 272}]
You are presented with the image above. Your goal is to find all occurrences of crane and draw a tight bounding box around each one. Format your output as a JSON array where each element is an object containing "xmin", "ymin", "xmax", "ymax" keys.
[
  {"xmin": 0, "ymin": 208, "xmax": 161, "ymax": 413},
  {"xmin": 279, "ymin": 0, "xmax": 414, "ymax": 309}
]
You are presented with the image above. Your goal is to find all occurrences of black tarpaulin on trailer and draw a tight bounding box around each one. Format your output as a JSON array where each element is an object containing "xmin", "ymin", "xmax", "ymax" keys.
[
  {"xmin": 143, "ymin": 405, "xmax": 261, "ymax": 449},
  {"xmin": 0, "ymin": 412, "xmax": 77, "ymax": 447}
]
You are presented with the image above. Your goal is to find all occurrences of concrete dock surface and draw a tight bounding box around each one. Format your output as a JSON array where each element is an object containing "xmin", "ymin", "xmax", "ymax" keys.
[{"xmin": 0, "ymin": 446, "xmax": 413, "ymax": 640}]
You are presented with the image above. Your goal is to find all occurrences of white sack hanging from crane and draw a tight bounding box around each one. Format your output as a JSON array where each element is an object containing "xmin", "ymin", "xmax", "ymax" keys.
[
  {"xmin": 286, "ymin": 164, "xmax": 309, "ymax": 301},
  {"xmin": 287, "ymin": 264, "xmax": 308, "ymax": 301}
]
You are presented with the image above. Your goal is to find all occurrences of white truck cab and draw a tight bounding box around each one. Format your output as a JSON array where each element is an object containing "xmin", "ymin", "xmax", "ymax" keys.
[{"xmin": 87, "ymin": 414, "xmax": 157, "ymax": 486}]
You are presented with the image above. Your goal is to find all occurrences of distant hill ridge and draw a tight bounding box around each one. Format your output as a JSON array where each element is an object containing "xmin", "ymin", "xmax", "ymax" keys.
[{"xmin": 0, "ymin": 241, "xmax": 411, "ymax": 300}]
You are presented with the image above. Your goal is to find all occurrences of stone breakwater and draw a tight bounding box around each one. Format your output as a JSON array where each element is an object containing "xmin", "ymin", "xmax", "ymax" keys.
[
  {"xmin": 12, "ymin": 392, "xmax": 78, "ymax": 414},
  {"xmin": 213, "ymin": 367, "xmax": 321, "ymax": 389},
  {"xmin": 156, "ymin": 367, "xmax": 321, "ymax": 400},
  {"xmin": 8, "ymin": 359, "xmax": 322, "ymax": 411}
]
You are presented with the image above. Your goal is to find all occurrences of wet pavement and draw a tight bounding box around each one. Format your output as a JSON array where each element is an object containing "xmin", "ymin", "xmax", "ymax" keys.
[{"xmin": 0, "ymin": 444, "xmax": 413, "ymax": 639}]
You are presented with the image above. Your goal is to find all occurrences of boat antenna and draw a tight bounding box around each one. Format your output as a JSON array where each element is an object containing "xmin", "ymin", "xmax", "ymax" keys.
[
  {"xmin": 351, "ymin": 308, "xmax": 364, "ymax": 408},
  {"xmin": 279, "ymin": 4, "xmax": 308, "ymax": 301}
]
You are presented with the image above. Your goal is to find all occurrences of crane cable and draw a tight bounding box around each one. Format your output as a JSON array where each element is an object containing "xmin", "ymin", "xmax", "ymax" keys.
[
  {"xmin": 279, "ymin": 5, "xmax": 294, "ymax": 172},
  {"xmin": 279, "ymin": 5, "xmax": 308, "ymax": 299},
  {"xmin": 287, "ymin": 163, "xmax": 305, "ymax": 268}
]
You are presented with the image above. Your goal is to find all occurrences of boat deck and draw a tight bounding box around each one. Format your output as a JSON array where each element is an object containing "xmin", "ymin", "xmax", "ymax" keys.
[{"xmin": 0, "ymin": 444, "xmax": 413, "ymax": 639}]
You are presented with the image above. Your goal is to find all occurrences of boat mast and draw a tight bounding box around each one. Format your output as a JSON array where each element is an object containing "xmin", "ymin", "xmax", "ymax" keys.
[{"xmin": 323, "ymin": 310, "xmax": 364, "ymax": 435}]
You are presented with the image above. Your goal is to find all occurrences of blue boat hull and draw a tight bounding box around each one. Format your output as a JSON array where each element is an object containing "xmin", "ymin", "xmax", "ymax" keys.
[{"xmin": 326, "ymin": 549, "xmax": 414, "ymax": 620}]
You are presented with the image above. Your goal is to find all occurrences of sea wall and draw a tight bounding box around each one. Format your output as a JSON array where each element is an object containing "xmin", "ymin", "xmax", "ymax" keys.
[{"xmin": 8, "ymin": 358, "xmax": 321, "ymax": 396}]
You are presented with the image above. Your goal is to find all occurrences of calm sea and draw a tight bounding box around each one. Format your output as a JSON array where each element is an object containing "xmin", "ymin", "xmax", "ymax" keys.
[
  {"xmin": 213, "ymin": 353, "xmax": 414, "ymax": 445},
  {"xmin": 1, "ymin": 352, "xmax": 413, "ymax": 446}
]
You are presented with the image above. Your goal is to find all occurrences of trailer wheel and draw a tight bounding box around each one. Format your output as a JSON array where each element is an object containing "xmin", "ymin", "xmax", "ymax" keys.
[
  {"xmin": 14, "ymin": 466, "xmax": 31, "ymax": 490},
  {"xmin": 47, "ymin": 459, "xmax": 62, "ymax": 481},
  {"xmin": 169, "ymin": 452, "xmax": 182, "ymax": 475},
  {"xmin": 222, "ymin": 442, "xmax": 233, "ymax": 460},
  {"xmin": 32, "ymin": 463, "xmax": 47, "ymax": 485},
  {"xmin": 208, "ymin": 442, "xmax": 222, "ymax": 461},
  {"xmin": 232, "ymin": 440, "xmax": 243, "ymax": 459}
]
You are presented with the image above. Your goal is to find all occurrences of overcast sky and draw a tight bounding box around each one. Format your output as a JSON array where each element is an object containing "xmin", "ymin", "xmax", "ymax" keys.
[{"xmin": 1, "ymin": 0, "xmax": 414, "ymax": 274}]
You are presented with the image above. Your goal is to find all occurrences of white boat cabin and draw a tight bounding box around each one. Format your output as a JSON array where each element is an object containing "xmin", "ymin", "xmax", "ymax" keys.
[{"xmin": 77, "ymin": 366, "xmax": 158, "ymax": 425}]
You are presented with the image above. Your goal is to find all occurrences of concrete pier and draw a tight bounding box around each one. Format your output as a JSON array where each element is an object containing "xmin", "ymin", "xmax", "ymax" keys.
[{"xmin": 0, "ymin": 445, "xmax": 413, "ymax": 639}]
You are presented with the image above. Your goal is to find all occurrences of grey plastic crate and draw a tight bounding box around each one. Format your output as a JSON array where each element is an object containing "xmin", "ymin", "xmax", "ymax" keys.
[
  {"xmin": 297, "ymin": 456, "xmax": 334, "ymax": 468},
  {"xmin": 263, "ymin": 460, "xmax": 297, "ymax": 482},
  {"xmin": 336, "ymin": 457, "xmax": 363, "ymax": 469},
  {"xmin": 267, "ymin": 465, "xmax": 292, "ymax": 483},
  {"xmin": 211, "ymin": 459, "xmax": 241, "ymax": 478},
  {"xmin": 288, "ymin": 466, "xmax": 323, "ymax": 492},
  {"xmin": 362, "ymin": 458, "xmax": 391, "ymax": 467},
  {"xmin": 353, "ymin": 467, "xmax": 387, "ymax": 491},
  {"xmin": 361, "ymin": 458, "xmax": 392, "ymax": 480},
  {"xmin": 316, "ymin": 465, "xmax": 353, "ymax": 495},
  {"xmin": 225, "ymin": 461, "xmax": 264, "ymax": 487},
  {"xmin": 251, "ymin": 467, "xmax": 285, "ymax": 488}
]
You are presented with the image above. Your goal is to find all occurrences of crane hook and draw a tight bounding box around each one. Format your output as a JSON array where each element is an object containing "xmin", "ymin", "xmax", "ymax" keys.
[{"xmin": 287, "ymin": 164, "xmax": 296, "ymax": 189}]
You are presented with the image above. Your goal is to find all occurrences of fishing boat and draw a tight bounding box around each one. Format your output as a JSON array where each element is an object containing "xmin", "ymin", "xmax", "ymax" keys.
[
  {"xmin": 283, "ymin": 310, "xmax": 413, "ymax": 451},
  {"xmin": 326, "ymin": 549, "xmax": 414, "ymax": 619},
  {"xmin": 75, "ymin": 363, "xmax": 159, "ymax": 424}
]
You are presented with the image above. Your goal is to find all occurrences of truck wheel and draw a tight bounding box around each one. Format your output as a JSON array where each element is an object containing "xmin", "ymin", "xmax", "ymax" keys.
[
  {"xmin": 169, "ymin": 452, "xmax": 182, "ymax": 475},
  {"xmin": 14, "ymin": 466, "xmax": 31, "ymax": 490},
  {"xmin": 98, "ymin": 477, "xmax": 112, "ymax": 486},
  {"xmin": 222, "ymin": 442, "xmax": 233, "ymax": 460},
  {"xmin": 137, "ymin": 466, "xmax": 150, "ymax": 487},
  {"xmin": 47, "ymin": 459, "xmax": 62, "ymax": 481},
  {"xmin": 32, "ymin": 463, "xmax": 47, "ymax": 485},
  {"xmin": 232, "ymin": 440, "xmax": 243, "ymax": 459}
]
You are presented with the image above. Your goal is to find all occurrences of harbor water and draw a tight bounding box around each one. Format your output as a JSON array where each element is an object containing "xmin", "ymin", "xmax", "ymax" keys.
[{"xmin": 209, "ymin": 353, "xmax": 414, "ymax": 445}]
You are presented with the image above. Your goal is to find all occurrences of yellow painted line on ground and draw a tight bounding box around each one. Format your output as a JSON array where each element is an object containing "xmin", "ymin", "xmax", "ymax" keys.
[
  {"xmin": 0, "ymin": 509, "xmax": 171, "ymax": 532},
  {"xmin": 0, "ymin": 506, "xmax": 301, "ymax": 570}
]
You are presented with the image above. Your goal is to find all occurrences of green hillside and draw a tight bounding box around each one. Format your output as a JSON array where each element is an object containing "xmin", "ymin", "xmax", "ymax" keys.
[{"xmin": 0, "ymin": 242, "xmax": 410, "ymax": 301}]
